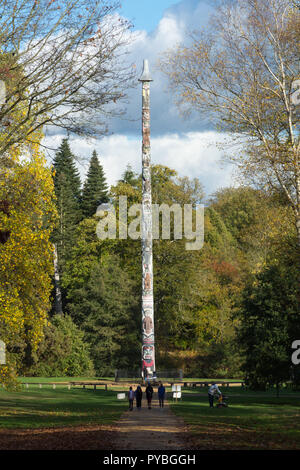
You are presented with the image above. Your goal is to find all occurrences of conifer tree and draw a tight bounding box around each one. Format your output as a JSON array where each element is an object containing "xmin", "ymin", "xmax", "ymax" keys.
[
  {"xmin": 52, "ymin": 139, "xmax": 82, "ymax": 275},
  {"xmin": 81, "ymin": 150, "xmax": 109, "ymax": 218},
  {"xmin": 53, "ymin": 139, "xmax": 81, "ymax": 203}
]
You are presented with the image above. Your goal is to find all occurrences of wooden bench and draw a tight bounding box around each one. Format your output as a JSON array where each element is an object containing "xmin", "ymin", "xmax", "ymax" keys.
[
  {"xmin": 21, "ymin": 381, "xmax": 109, "ymax": 391},
  {"xmin": 70, "ymin": 382, "xmax": 108, "ymax": 391},
  {"xmin": 182, "ymin": 381, "xmax": 245, "ymax": 388}
]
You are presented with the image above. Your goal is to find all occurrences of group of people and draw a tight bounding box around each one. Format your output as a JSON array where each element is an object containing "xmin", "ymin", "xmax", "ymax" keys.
[
  {"xmin": 128, "ymin": 381, "xmax": 222, "ymax": 410},
  {"xmin": 128, "ymin": 382, "xmax": 166, "ymax": 411}
]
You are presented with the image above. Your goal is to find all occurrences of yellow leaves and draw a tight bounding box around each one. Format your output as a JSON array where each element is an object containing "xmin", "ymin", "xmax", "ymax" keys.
[{"xmin": 0, "ymin": 134, "xmax": 57, "ymax": 364}]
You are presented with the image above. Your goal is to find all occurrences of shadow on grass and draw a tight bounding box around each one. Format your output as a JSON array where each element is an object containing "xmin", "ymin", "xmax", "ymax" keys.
[
  {"xmin": 170, "ymin": 392, "xmax": 300, "ymax": 449},
  {"xmin": 0, "ymin": 388, "xmax": 127, "ymax": 429}
]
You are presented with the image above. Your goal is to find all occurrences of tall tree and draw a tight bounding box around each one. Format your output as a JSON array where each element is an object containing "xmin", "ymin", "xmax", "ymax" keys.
[
  {"xmin": 81, "ymin": 150, "xmax": 109, "ymax": 218},
  {"xmin": 0, "ymin": 131, "xmax": 57, "ymax": 387},
  {"xmin": 160, "ymin": 0, "xmax": 300, "ymax": 247},
  {"xmin": 0, "ymin": 1, "xmax": 135, "ymax": 157},
  {"xmin": 237, "ymin": 262, "xmax": 300, "ymax": 390},
  {"xmin": 53, "ymin": 139, "xmax": 81, "ymax": 202},
  {"xmin": 52, "ymin": 139, "xmax": 82, "ymax": 314},
  {"xmin": 52, "ymin": 139, "xmax": 82, "ymax": 269}
]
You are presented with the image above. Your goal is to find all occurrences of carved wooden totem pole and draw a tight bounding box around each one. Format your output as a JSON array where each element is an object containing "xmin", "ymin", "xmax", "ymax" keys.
[{"xmin": 139, "ymin": 60, "xmax": 156, "ymax": 379}]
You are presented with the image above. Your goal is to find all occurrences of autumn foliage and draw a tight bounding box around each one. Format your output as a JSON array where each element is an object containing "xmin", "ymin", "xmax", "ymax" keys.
[{"xmin": 0, "ymin": 137, "xmax": 57, "ymax": 387}]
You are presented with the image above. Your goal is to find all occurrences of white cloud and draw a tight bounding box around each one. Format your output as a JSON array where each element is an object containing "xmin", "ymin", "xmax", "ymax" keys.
[{"xmin": 44, "ymin": 131, "xmax": 235, "ymax": 198}]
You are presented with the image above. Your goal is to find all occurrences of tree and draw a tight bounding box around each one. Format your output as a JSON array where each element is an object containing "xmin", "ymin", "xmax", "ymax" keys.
[
  {"xmin": 210, "ymin": 186, "xmax": 296, "ymax": 272},
  {"xmin": 119, "ymin": 164, "xmax": 139, "ymax": 186},
  {"xmin": 237, "ymin": 263, "xmax": 300, "ymax": 390},
  {"xmin": 210, "ymin": 188, "xmax": 266, "ymax": 245},
  {"xmin": 28, "ymin": 315, "xmax": 94, "ymax": 377},
  {"xmin": 0, "ymin": 1, "xmax": 135, "ymax": 157},
  {"xmin": 0, "ymin": 132, "xmax": 57, "ymax": 387},
  {"xmin": 160, "ymin": 0, "xmax": 300, "ymax": 247},
  {"xmin": 51, "ymin": 139, "xmax": 82, "ymax": 313},
  {"xmin": 53, "ymin": 140, "xmax": 82, "ymax": 202},
  {"xmin": 81, "ymin": 150, "xmax": 109, "ymax": 218},
  {"xmin": 52, "ymin": 139, "xmax": 82, "ymax": 269}
]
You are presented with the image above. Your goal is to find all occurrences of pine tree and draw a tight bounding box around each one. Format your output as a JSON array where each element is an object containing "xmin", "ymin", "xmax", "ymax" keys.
[
  {"xmin": 52, "ymin": 139, "xmax": 82, "ymax": 310},
  {"xmin": 53, "ymin": 139, "xmax": 81, "ymax": 203},
  {"xmin": 81, "ymin": 150, "xmax": 109, "ymax": 218}
]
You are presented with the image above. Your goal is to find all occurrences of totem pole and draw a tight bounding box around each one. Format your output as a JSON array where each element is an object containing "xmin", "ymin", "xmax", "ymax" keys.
[{"xmin": 139, "ymin": 60, "xmax": 156, "ymax": 380}]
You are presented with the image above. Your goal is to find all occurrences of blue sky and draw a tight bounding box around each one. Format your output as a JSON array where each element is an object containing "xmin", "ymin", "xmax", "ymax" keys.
[{"xmin": 120, "ymin": 0, "xmax": 180, "ymax": 32}]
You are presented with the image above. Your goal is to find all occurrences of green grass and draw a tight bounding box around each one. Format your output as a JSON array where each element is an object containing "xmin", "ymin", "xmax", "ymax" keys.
[
  {"xmin": 1, "ymin": 380, "xmax": 300, "ymax": 450},
  {"xmin": 170, "ymin": 387, "xmax": 300, "ymax": 450},
  {"xmin": 0, "ymin": 386, "xmax": 127, "ymax": 429}
]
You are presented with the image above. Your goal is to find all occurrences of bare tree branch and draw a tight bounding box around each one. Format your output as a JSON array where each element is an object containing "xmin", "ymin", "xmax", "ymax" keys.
[{"xmin": 0, "ymin": 0, "xmax": 136, "ymax": 156}]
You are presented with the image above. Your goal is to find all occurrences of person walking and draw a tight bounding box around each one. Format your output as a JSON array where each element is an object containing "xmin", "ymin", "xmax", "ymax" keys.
[
  {"xmin": 208, "ymin": 382, "xmax": 222, "ymax": 408},
  {"xmin": 158, "ymin": 382, "xmax": 166, "ymax": 408},
  {"xmin": 128, "ymin": 386, "xmax": 134, "ymax": 411},
  {"xmin": 146, "ymin": 382, "xmax": 154, "ymax": 409},
  {"xmin": 135, "ymin": 385, "xmax": 143, "ymax": 410}
]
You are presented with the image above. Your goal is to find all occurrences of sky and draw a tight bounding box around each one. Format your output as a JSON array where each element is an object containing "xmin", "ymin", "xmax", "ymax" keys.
[
  {"xmin": 44, "ymin": 0, "xmax": 236, "ymax": 199},
  {"xmin": 120, "ymin": 0, "xmax": 180, "ymax": 33}
]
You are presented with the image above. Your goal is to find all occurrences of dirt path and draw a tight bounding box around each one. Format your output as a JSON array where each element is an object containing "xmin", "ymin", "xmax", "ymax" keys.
[{"xmin": 113, "ymin": 398, "xmax": 189, "ymax": 450}]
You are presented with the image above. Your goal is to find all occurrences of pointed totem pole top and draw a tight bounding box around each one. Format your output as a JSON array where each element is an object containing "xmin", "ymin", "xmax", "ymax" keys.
[{"xmin": 138, "ymin": 59, "xmax": 153, "ymax": 82}]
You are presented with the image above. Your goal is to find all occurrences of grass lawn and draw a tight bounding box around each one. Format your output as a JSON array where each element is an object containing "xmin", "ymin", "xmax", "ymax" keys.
[
  {"xmin": 0, "ymin": 386, "xmax": 127, "ymax": 429},
  {"xmin": 2, "ymin": 378, "xmax": 300, "ymax": 450},
  {"xmin": 170, "ymin": 386, "xmax": 300, "ymax": 450}
]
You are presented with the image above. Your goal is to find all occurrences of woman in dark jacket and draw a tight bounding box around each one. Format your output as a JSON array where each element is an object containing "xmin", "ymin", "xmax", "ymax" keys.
[
  {"xmin": 135, "ymin": 385, "xmax": 143, "ymax": 410},
  {"xmin": 145, "ymin": 382, "xmax": 154, "ymax": 409}
]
